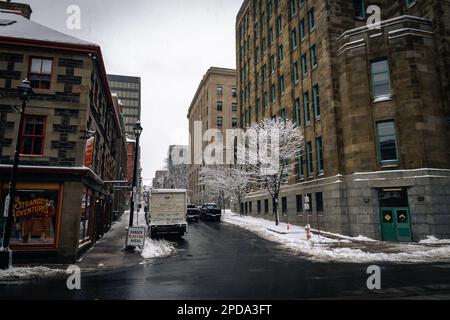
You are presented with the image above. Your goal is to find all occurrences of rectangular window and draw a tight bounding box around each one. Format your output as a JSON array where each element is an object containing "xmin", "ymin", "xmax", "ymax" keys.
[
  {"xmin": 316, "ymin": 192, "xmax": 323, "ymax": 212},
  {"xmin": 301, "ymin": 54, "xmax": 308, "ymax": 78},
  {"xmin": 264, "ymin": 92, "xmax": 268, "ymax": 109},
  {"xmin": 249, "ymin": 201, "xmax": 253, "ymax": 213},
  {"xmin": 371, "ymin": 58, "xmax": 391, "ymax": 101},
  {"xmin": 310, "ymin": 44, "xmax": 318, "ymax": 69},
  {"xmin": 303, "ymin": 91, "xmax": 310, "ymax": 125},
  {"xmin": 278, "ymin": 45, "xmax": 284, "ymax": 65},
  {"xmin": 262, "ymin": 64, "xmax": 267, "ymax": 81},
  {"xmin": 279, "ymin": 75, "xmax": 285, "ymax": 95},
  {"xmin": 262, "ymin": 37, "xmax": 266, "ymax": 54},
  {"xmin": 376, "ymin": 121, "xmax": 399, "ymax": 163},
  {"xmin": 217, "ymin": 85, "xmax": 223, "ymax": 96},
  {"xmin": 282, "ymin": 197, "xmax": 287, "ymax": 214},
  {"xmin": 3, "ymin": 187, "xmax": 60, "ymax": 248},
  {"xmin": 316, "ymin": 136, "xmax": 324, "ymax": 173},
  {"xmin": 269, "ymin": 27, "xmax": 274, "ymax": 46},
  {"xmin": 306, "ymin": 141, "xmax": 313, "ymax": 176},
  {"xmin": 268, "ymin": 1, "xmax": 272, "ymax": 16},
  {"xmin": 295, "ymin": 98, "xmax": 301, "ymax": 126},
  {"xmin": 293, "ymin": 61, "xmax": 299, "ymax": 83},
  {"xmin": 257, "ymin": 200, "xmax": 262, "ymax": 214},
  {"xmin": 280, "ymin": 108, "xmax": 286, "ymax": 120},
  {"xmin": 232, "ymin": 87, "xmax": 237, "ymax": 97},
  {"xmin": 232, "ymin": 102, "xmax": 238, "ymax": 112},
  {"xmin": 313, "ymin": 84, "xmax": 320, "ymax": 118},
  {"xmin": 296, "ymin": 195, "xmax": 303, "ymax": 213},
  {"xmin": 271, "ymin": 84, "xmax": 276, "ymax": 103},
  {"xmin": 405, "ymin": 0, "xmax": 416, "ymax": 8},
  {"xmin": 290, "ymin": 0, "xmax": 296, "ymax": 17},
  {"xmin": 29, "ymin": 57, "xmax": 53, "ymax": 90},
  {"xmin": 217, "ymin": 116, "xmax": 223, "ymax": 127},
  {"xmin": 21, "ymin": 115, "xmax": 46, "ymax": 155},
  {"xmin": 217, "ymin": 101, "xmax": 223, "ymax": 111},
  {"xmin": 298, "ymin": 148, "xmax": 305, "ymax": 177},
  {"xmin": 264, "ymin": 199, "xmax": 269, "ymax": 214},
  {"xmin": 354, "ymin": 0, "xmax": 366, "ymax": 19},
  {"xmin": 291, "ymin": 28, "xmax": 298, "ymax": 50},
  {"xmin": 257, "ymin": 97, "xmax": 261, "ymax": 113},
  {"xmin": 300, "ymin": 19, "xmax": 306, "ymax": 41},
  {"xmin": 308, "ymin": 8, "xmax": 315, "ymax": 32},
  {"xmin": 270, "ymin": 55, "xmax": 275, "ymax": 73},
  {"xmin": 298, "ymin": 0, "xmax": 304, "ymax": 8},
  {"xmin": 232, "ymin": 118, "xmax": 238, "ymax": 128},
  {"xmin": 277, "ymin": 15, "xmax": 282, "ymax": 34}
]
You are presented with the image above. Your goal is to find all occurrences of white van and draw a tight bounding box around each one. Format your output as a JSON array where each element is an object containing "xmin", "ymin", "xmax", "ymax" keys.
[{"xmin": 148, "ymin": 189, "xmax": 187, "ymax": 239}]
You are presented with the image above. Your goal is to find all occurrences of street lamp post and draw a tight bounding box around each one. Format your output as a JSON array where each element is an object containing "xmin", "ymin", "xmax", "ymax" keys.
[
  {"xmin": 0, "ymin": 79, "xmax": 33, "ymax": 270},
  {"xmin": 128, "ymin": 121, "xmax": 143, "ymax": 228}
]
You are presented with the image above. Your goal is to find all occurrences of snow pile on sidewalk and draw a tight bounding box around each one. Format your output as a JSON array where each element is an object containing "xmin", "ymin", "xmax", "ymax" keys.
[
  {"xmin": 419, "ymin": 236, "xmax": 450, "ymax": 245},
  {"xmin": 140, "ymin": 238, "xmax": 175, "ymax": 259},
  {"xmin": 0, "ymin": 266, "xmax": 66, "ymax": 281},
  {"xmin": 222, "ymin": 211, "xmax": 450, "ymax": 264}
]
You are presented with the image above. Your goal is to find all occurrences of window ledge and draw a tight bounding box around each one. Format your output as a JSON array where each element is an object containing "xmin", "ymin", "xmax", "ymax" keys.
[
  {"xmin": 317, "ymin": 172, "xmax": 325, "ymax": 177},
  {"xmin": 373, "ymin": 96, "xmax": 393, "ymax": 103},
  {"xmin": 381, "ymin": 163, "xmax": 400, "ymax": 169}
]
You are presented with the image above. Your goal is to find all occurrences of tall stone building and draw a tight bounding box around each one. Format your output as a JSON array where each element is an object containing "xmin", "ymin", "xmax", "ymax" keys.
[
  {"xmin": 0, "ymin": 5, "xmax": 128, "ymax": 262},
  {"xmin": 236, "ymin": 0, "xmax": 450, "ymax": 241},
  {"xmin": 187, "ymin": 67, "xmax": 237, "ymax": 205}
]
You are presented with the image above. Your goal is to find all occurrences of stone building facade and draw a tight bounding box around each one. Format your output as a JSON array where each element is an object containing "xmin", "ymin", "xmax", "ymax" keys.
[
  {"xmin": 187, "ymin": 67, "xmax": 237, "ymax": 205},
  {"xmin": 0, "ymin": 6, "xmax": 128, "ymax": 262},
  {"xmin": 236, "ymin": 0, "xmax": 450, "ymax": 241}
]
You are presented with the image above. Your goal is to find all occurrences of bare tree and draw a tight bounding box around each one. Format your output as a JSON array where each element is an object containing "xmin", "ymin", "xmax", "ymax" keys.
[
  {"xmin": 200, "ymin": 166, "xmax": 250, "ymax": 216},
  {"xmin": 233, "ymin": 118, "xmax": 303, "ymax": 225}
]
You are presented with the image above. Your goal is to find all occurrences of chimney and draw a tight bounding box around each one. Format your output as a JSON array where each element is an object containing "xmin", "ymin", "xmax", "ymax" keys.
[{"xmin": 0, "ymin": 0, "xmax": 32, "ymax": 19}]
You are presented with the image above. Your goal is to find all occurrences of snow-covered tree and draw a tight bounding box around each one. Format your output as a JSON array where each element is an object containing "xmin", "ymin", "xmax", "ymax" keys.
[
  {"xmin": 233, "ymin": 118, "xmax": 303, "ymax": 225},
  {"xmin": 164, "ymin": 158, "xmax": 188, "ymax": 190},
  {"xmin": 199, "ymin": 166, "xmax": 250, "ymax": 215}
]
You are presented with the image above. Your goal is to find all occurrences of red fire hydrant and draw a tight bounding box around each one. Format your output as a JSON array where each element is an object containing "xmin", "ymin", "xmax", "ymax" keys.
[{"xmin": 305, "ymin": 224, "xmax": 312, "ymax": 240}]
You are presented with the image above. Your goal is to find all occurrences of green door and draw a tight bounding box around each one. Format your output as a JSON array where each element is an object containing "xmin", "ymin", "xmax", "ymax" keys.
[
  {"xmin": 380, "ymin": 208, "xmax": 412, "ymax": 242},
  {"xmin": 395, "ymin": 208, "xmax": 412, "ymax": 242}
]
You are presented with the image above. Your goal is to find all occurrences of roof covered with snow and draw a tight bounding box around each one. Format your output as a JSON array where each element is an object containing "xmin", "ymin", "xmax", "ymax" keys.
[{"xmin": 0, "ymin": 12, "xmax": 96, "ymax": 46}]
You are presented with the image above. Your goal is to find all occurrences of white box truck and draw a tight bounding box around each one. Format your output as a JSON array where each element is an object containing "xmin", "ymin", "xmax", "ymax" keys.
[{"xmin": 148, "ymin": 189, "xmax": 187, "ymax": 239}]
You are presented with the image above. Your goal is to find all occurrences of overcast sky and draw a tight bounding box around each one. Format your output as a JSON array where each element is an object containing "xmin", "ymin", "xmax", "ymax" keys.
[{"xmin": 20, "ymin": 0, "xmax": 242, "ymax": 184}]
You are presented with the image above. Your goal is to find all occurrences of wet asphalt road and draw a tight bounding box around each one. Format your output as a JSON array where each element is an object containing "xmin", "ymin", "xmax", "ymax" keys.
[{"xmin": 1, "ymin": 221, "xmax": 450, "ymax": 300}]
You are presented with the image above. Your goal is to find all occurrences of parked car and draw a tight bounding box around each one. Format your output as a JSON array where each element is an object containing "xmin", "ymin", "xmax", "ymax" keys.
[
  {"xmin": 200, "ymin": 203, "xmax": 221, "ymax": 221},
  {"xmin": 187, "ymin": 204, "xmax": 200, "ymax": 223}
]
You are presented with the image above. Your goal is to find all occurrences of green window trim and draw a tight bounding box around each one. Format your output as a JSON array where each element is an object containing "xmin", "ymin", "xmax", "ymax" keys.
[
  {"xmin": 301, "ymin": 54, "xmax": 308, "ymax": 78},
  {"xmin": 313, "ymin": 84, "xmax": 320, "ymax": 119},
  {"xmin": 308, "ymin": 8, "xmax": 315, "ymax": 33},
  {"xmin": 376, "ymin": 120, "xmax": 399, "ymax": 165},
  {"xmin": 310, "ymin": 44, "xmax": 318, "ymax": 69},
  {"xmin": 300, "ymin": 19, "xmax": 306, "ymax": 41},
  {"xmin": 405, "ymin": 0, "xmax": 416, "ymax": 9},
  {"xmin": 295, "ymin": 98, "xmax": 301, "ymax": 126},
  {"xmin": 303, "ymin": 91, "xmax": 310, "ymax": 126},
  {"xmin": 370, "ymin": 58, "xmax": 392, "ymax": 102},
  {"xmin": 316, "ymin": 136, "xmax": 324, "ymax": 173},
  {"xmin": 291, "ymin": 29, "xmax": 297, "ymax": 50},
  {"xmin": 306, "ymin": 141, "xmax": 313, "ymax": 176},
  {"xmin": 293, "ymin": 61, "xmax": 299, "ymax": 83}
]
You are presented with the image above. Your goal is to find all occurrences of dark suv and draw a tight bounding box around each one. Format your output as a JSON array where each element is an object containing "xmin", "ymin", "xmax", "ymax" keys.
[
  {"xmin": 187, "ymin": 204, "xmax": 200, "ymax": 222},
  {"xmin": 200, "ymin": 203, "xmax": 221, "ymax": 221}
]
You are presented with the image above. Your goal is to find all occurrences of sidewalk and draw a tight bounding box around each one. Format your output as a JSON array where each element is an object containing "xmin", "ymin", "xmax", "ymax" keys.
[
  {"xmin": 222, "ymin": 211, "xmax": 450, "ymax": 264},
  {"xmin": 76, "ymin": 210, "xmax": 144, "ymax": 272}
]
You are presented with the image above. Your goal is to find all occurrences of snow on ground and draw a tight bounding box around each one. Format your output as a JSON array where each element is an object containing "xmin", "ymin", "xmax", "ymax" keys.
[
  {"xmin": 419, "ymin": 236, "xmax": 450, "ymax": 245},
  {"xmin": 140, "ymin": 238, "xmax": 175, "ymax": 259},
  {"xmin": 222, "ymin": 210, "xmax": 450, "ymax": 264},
  {"xmin": 0, "ymin": 266, "xmax": 66, "ymax": 281}
]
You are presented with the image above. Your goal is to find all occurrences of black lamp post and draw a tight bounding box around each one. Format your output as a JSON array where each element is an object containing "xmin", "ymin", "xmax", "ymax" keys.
[
  {"xmin": 128, "ymin": 120, "xmax": 143, "ymax": 228},
  {"xmin": 0, "ymin": 79, "xmax": 33, "ymax": 270}
]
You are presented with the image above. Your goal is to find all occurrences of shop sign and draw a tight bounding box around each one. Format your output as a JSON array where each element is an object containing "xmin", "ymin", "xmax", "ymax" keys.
[
  {"xmin": 84, "ymin": 136, "xmax": 95, "ymax": 167},
  {"xmin": 126, "ymin": 227, "xmax": 146, "ymax": 247}
]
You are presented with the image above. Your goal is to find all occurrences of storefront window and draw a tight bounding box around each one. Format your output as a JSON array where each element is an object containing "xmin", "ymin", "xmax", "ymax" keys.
[
  {"xmin": 79, "ymin": 191, "xmax": 93, "ymax": 244},
  {"xmin": 4, "ymin": 189, "xmax": 59, "ymax": 247}
]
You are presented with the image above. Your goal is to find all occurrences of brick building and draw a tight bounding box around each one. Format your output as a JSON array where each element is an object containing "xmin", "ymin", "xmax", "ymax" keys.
[
  {"xmin": 236, "ymin": 0, "xmax": 450, "ymax": 241},
  {"xmin": 0, "ymin": 5, "xmax": 128, "ymax": 262},
  {"xmin": 187, "ymin": 67, "xmax": 237, "ymax": 205}
]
